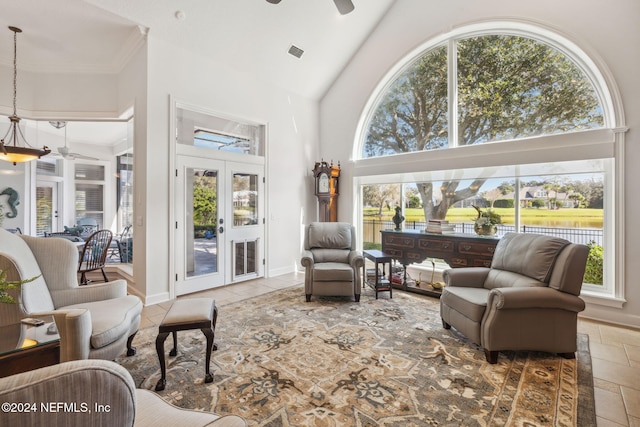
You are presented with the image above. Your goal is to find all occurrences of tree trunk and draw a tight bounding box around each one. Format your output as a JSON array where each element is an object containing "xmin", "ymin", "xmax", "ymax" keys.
[{"xmin": 417, "ymin": 179, "xmax": 487, "ymax": 221}]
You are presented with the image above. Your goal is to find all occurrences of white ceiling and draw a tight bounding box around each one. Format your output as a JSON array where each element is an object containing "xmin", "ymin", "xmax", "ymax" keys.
[
  {"xmin": 0, "ymin": 0, "xmax": 395, "ymax": 147},
  {"xmin": 1, "ymin": 0, "xmax": 396, "ymax": 99}
]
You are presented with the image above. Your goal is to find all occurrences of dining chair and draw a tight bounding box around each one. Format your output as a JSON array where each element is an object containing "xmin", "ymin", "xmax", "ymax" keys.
[
  {"xmin": 108, "ymin": 225, "xmax": 132, "ymax": 262},
  {"xmin": 78, "ymin": 229, "xmax": 113, "ymax": 285},
  {"xmin": 76, "ymin": 217, "xmax": 99, "ymax": 239}
]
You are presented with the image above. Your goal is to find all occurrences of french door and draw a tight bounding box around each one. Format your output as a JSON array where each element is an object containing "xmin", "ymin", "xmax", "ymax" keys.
[
  {"xmin": 35, "ymin": 180, "xmax": 61, "ymax": 236},
  {"xmin": 175, "ymin": 156, "xmax": 264, "ymax": 296}
]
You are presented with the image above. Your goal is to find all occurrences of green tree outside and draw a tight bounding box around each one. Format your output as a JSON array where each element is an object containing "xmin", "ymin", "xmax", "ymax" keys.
[{"xmin": 364, "ymin": 35, "xmax": 603, "ymax": 221}]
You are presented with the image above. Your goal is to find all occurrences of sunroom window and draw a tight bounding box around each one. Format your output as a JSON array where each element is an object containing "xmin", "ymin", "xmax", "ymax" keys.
[{"xmin": 355, "ymin": 23, "xmax": 623, "ymax": 302}]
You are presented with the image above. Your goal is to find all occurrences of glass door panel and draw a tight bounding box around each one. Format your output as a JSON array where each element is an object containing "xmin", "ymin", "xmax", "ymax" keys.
[
  {"xmin": 176, "ymin": 157, "xmax": 226, "ymax": 295},
  {"xmin": 187, "ymin": 168, "xmax": 218, "ymax": 277},
  {"xmin": 233, "ymin": 173, "xmax": 258, "ymax": 226},
  {"xmin": 35, "ymin": 182, "xmax": 59, "ymax": 236},
  {"xmin": 227, "ymin": 162, "xmax": 264, "ymax": 282}
]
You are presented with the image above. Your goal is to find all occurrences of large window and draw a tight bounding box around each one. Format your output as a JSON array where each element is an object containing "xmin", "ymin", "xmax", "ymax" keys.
[
  {"xmin": 176, "ymin": 107, "xmax": 263, "ymax": 156},
  {"xmin": 355, "ymin": 22, "xmax": 623, "ymax": 302},
  {"xmin": 361, "ymin": 160, "xmax": 609, "ymax": 288},
  {"xmin": 364, "ymin": 35, "xmax": 603, "ymax": 158},
  {"xmin": 74, "ymin": 163, "xmax": 105, "ymax": 228},
  {"xmin": 116, "ymin": 153, "xmax": 134, "ymax": 263}
]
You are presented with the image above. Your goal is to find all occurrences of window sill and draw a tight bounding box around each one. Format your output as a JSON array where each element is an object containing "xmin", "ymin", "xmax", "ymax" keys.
[{"xmin": 580, "ymin": 290, "xmax": 626, "ymax": 309}]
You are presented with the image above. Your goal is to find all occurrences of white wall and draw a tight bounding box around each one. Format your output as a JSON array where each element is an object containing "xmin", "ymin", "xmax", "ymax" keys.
[
  {"xmin": 0, "ymin": 30, "xmax": 318, "ymax": 304},
  {"xmin": 319, "ymin": 0, "xmax": 640, "ymax": 326},
  {"xmin": 141, "ymin": 35, "xmax": 318, "ymax": 303},
  {"xmin": 0, "ymin": 163, "xmax": 27, "ymax": 232}
]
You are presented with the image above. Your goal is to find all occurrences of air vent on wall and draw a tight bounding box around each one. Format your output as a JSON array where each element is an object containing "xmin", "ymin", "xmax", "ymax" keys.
[{"xmin": 288, "ymin": 44, "xmax": 304, "ymax": 59}]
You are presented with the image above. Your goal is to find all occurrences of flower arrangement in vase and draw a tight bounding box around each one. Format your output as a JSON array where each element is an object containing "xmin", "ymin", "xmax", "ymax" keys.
[{"xmin": 472, "ymin": 205, "xmax": 502, "ymax": 236}]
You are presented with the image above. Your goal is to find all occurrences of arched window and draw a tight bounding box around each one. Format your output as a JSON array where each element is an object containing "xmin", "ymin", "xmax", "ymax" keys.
[
  {"xmin": 363, "ymin": 35, "xmax": 604, "ymax": 158},
  {"xmin": 355, "ymin": 22, "xmax": 625, "ymax": 303}
]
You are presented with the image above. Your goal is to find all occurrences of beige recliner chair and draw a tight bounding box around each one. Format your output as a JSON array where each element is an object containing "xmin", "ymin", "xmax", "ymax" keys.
[
  {"xmin": 0, "ymin": 359, "xmax": 246, "ymax": 427},
  {"xmin": 440, "ymin": 232, "xmax": 589, "ymax": 364},
  {"xmin": 0, "ymin": 228, "xmax": 142, "ymax": 361},
  {"xmin": 301, "ymin": 222, "xmax": 364, "ymax": 302}
]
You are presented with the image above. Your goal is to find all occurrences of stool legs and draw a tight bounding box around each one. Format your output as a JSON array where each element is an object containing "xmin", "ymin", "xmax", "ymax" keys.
[
  {"xmin": 155, "ymin": 331, "xmax": 170, "ymax": 391},
  {"xmin": 154, "ymin": 309, "xmax": 217, "ymax": 391},
  {"xmin": 169, "ymin": 331, "xmax": 178, "ymax": 356},
  {"xmin": 202, "ymin": 327, "xmax": 214, "ymax": 383}
]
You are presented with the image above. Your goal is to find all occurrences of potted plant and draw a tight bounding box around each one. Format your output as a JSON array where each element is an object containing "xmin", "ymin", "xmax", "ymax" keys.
[
  {"xmin": 0, "ymin": 269, "xmax": 39, "ymax": 304},
  {"xmin": 472, "ymin": 205, "xmax": 502, "ymax": 236}
]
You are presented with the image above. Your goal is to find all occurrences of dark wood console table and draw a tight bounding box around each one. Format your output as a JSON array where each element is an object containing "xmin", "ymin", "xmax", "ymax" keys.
[{"xmin": 381, "ymin": 229, "xmax": 500, "ymax": 297}]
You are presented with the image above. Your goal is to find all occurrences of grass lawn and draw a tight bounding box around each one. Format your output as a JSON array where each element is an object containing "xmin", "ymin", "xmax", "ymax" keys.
[{"xmin": 364, "ymin": 207, "xmax": 603, "ymax": 228}]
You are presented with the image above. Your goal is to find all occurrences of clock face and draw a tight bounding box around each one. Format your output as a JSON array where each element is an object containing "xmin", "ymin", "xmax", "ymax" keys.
[{"xmin": 318, "ymin": 173, "xmax": 330, "ymax": 193}]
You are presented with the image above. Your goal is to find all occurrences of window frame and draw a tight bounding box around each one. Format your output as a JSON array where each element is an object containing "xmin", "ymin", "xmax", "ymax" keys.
[{"xmin": 352, "ymin": 20, "xmax": 627, "ymax": 307}]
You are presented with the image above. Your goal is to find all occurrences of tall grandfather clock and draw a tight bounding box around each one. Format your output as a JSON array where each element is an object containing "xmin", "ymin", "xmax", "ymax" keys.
[{"xmin": 312, "ymin": 160, "xmax": 340, "ymax": 222}]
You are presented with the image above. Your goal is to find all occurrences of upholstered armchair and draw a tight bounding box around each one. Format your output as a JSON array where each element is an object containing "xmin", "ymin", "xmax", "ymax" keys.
[
  {"xmin": 440, "ymin": 232, "xmax": 589, "ymax": 364},
  {"xmin": 0, "ymin": 359, "xmax": 247, "ymax": 427},
  {"xmin": 301, "ymin": 222, "xmax": 364, "ymax": 302},
  {"xmin": 0, "ymin": 228, "xmax": 142, "ymax": 362}
]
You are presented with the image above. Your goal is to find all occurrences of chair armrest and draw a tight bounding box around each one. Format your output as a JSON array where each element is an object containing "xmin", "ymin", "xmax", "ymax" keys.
[
  {"xmin": 0, "ymin": 359, "xmax": 136, "ymax": 426},
  {"xmin": 135, "ymin": 389, "xmax": 248, "ymax": 427},
  {"xmin": 443, "ymin": 267, "xmax": 490, "ymax": 288},
  {"xmin": 488, "ymin": 287, "xmax": 586, "ymax": 312},
  {"xmin": 50, "ymin": 279, "xmax": 128, "ymax": 307},
  {"xmin": 301, "ymin": 250, "xmax": 314, "ymax": 268},
  {"xmin": 349, "ymin": 250, "xmax": 364, "ymax": 269},
  {"xmin": 51, "ymin": 309, "xmax": 92, "ymax": 361}
]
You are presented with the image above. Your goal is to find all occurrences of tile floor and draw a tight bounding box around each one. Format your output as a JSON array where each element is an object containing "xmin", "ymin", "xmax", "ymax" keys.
[{"xmin": 135, "ymin": 272, "xmax": 639, "ymax": 426}]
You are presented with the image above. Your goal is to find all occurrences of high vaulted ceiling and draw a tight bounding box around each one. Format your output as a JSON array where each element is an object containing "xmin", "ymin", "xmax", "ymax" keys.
[{"xmin": 1, "ymin": 0, "xmax": 395, "ymax": 100}]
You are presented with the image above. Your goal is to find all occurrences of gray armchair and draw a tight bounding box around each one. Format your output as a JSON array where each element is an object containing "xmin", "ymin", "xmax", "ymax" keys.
[
  {"xmin": 301, "ymin": 222, "xmax": 364, "ymax": 302},
  {"xmin": 0, "ymin": 228, "xmax": 142, "ymax": 362},
  {"xmin": 0, "ymin": 359, "xmax": 247, "ymax": 427},
  {"xmin": 440, "ymin": 232, "xmax": 589, "ymax": 364}
]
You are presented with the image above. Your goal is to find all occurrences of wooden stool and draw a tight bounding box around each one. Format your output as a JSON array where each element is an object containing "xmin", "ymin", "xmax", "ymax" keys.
[{"xmin": 154, "ymin": 298, "xmax": 217, "ymax": 391}]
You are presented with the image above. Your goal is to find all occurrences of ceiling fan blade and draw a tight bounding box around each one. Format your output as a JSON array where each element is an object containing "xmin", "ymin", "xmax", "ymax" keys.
[
  {"xmin": 70, "ymin": 153, "xmax": 99, "ymax": 161},
  {"xmin": 333, "ymin": 0, "xmax": 355, "ymax": 15},
  {"xmin": 57, "ymin": 146, "xmax": 97, "ymax": 161}
]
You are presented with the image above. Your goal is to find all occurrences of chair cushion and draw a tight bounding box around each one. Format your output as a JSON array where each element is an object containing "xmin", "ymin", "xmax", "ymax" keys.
[
  {"xmin": 490, "ymin": 233, "xmax": 569, "ymax": 283},
  {"xmin": 484, "ymin": 269, "xmax": 547, "ymax": 290},
  {"xmin": 440, "ymin": 287, "xmax": 491, "ymax": 323},
  {"xmin": 308, "ymin": 222, "xmax": 352, "ymax": 249},
  {"xmin": 61, "ymin": 295, "xmax": 142, "ymax": 349},
  {"xmin": 161, "ymin": 298, "xmax": 214, "ymax": 327},
  {"xmin": 310, "ymin": 248, "xmax": 350, "ymax": 263},
  {"xmin": 313, "ymin": 263, "xmax": 354, "ymax": 282}
]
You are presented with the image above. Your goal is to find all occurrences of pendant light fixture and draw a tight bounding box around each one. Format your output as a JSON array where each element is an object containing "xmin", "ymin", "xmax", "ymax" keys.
[{"xmin": 0, "ymin": 26, "xmax": 50, "ymax": 165}]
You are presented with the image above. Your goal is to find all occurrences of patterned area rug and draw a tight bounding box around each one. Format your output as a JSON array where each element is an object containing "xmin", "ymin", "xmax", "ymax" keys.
[{"xmin": 116, "ymin": 285, "xmax": 595, "ymax": 426}]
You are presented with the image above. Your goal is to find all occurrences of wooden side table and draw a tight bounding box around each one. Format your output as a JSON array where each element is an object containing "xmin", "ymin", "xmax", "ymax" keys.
[{"xmin": 363, "ymin": 249, "xmax": 393, "ymax": 299}]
